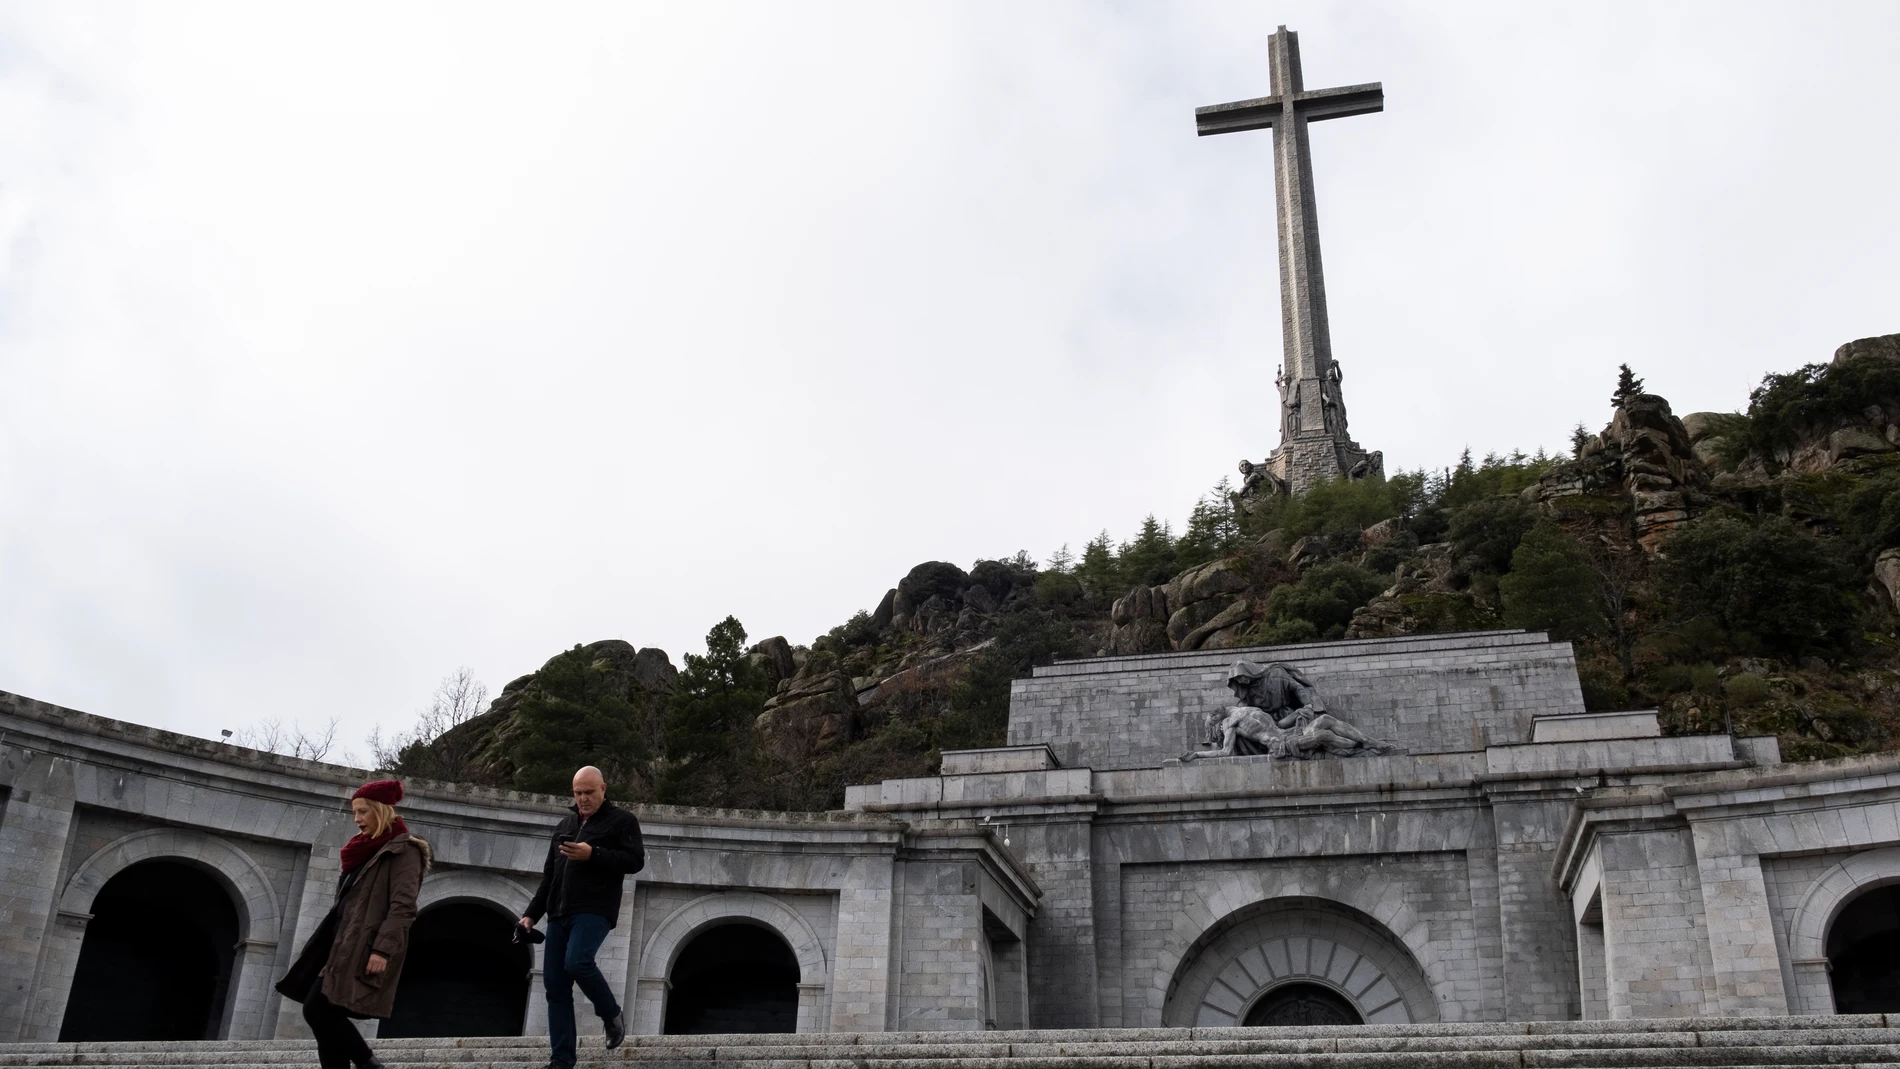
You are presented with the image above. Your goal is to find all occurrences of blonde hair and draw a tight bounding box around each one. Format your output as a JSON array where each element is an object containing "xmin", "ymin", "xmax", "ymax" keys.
[{"xmin": 354, "ymin": 798, "xmax": 398, "ymax": 838}]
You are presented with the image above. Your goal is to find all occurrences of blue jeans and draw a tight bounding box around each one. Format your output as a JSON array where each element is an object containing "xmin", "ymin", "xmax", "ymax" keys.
[{"xmin": 543, "ymin": 913, "xmax": 619, "ymax": 1067}]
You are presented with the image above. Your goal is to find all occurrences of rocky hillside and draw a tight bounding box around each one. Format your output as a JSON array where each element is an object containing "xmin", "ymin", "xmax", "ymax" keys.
[{"xmin": 389, "ymin": 333, "xmax": 1900, "ymax": 807}]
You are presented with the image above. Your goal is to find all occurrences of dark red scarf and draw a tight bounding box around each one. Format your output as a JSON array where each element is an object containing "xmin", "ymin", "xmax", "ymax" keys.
[{"xmin": 340, "ymin": 817, "xmax": 408, "ymax": 876}]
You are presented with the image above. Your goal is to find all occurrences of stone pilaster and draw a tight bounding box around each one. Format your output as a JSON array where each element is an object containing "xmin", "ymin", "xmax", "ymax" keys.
[{"xmin": 0, "ymin": 752, "xmax": 78, "ymax": 1040}]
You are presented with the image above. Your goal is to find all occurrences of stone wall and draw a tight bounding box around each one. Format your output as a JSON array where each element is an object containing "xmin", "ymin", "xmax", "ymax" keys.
[
  {"xmin": 1007, "ymin": 631, "xmax": 1587, "ymax": 770},
  {"xmin": 0, "ymin": 690, "xmax": 1033, "ymax": 1041}
]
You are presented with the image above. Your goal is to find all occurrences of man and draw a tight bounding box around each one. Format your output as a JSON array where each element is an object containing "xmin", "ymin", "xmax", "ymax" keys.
[{"xmin": 521, "ymin": 766, "xmax": 644, "ymax": 1069}]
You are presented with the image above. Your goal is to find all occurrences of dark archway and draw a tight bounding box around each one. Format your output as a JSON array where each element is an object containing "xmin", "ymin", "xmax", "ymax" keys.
[
  {"xmin": 1829, "ymin": 883, "xmax": 1900, "ymax": 1013},
  {"xmin": 663, "ymin": 922, "xmax": 799, "ymax": 1034},
  {"xmin": 1244, "ymin": 982, "xmax": 1365, "ymax": 1026},
  {"xmin": 381, "ymin": 902, "xmax": 532, "ymax": 1038},
  {"xmin": 59, "ymin": 859, "xmax": 240, "ymax": 1040}
]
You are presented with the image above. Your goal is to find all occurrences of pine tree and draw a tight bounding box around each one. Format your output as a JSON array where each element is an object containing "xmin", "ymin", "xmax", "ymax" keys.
[
  {"xmin": 1570, "ymin": 423, "xmax": 1591, "ymax": 457},
  {"xmin": 1178, "ymin": 479, "xmax": 1241, "ymax": 569},
  {"xmin": 1610, "ymin": 364, "xmax": 1646, "ymax": 408},
  {"xmin": 1045, "ymin": 543, "xmax": 1075, "ymax": 574},
  {"xmin": 659, "ymin": 616, "xmax": 772, "ymax": 806},
  {"xmin": 1074, "ymin": 531, "xmax": 1118, "ymax": 597},
  {"xmin": 508, "ymin": 646, "xmax": 648, "ymax": 795},
  {"xmin": 1500, "ymin": 519, "xmax": 1607, "ymax": 641},
  {"xmin": 1117, "ymin": 515, "xmax": 1176, "ymax": 588}
]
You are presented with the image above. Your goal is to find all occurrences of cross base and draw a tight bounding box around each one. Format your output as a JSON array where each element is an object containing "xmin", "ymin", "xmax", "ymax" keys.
[{"xmin": 1262, "ymin": 434, "xmax": 1384, "ymax": 495}]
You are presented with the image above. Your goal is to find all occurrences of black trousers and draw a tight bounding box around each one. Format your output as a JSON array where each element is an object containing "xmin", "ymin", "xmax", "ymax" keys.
[{"xmin": 302, "ymin": 980, "xmax": 375, "ymax": 1069}]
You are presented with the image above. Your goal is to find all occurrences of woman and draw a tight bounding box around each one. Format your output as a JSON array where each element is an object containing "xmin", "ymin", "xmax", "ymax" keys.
[{"xmin": 277, "ymin": 780, "xmax": 431, "ymax": 1069}]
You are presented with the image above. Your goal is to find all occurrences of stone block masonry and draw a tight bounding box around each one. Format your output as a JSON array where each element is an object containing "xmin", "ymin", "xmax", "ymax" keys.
[{"xmin": 1008, "ymin": 630, "xmax": 1586, "ymax": 771}]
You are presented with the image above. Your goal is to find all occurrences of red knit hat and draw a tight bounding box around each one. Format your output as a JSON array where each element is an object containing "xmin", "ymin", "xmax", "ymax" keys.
[{"xmin": 352, "ymin": 779, "xmax": 404, "ymax": 805}]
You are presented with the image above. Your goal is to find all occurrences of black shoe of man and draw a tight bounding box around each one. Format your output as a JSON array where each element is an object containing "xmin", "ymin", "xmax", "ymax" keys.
[{"xmin": 604, "ymin": 1011, "xmax": 627, "ymax": 1050}]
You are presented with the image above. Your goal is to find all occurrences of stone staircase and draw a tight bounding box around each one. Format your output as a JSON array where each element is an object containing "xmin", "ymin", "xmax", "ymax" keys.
[{"xmin": 7, "ymin": 1017, "xmax": 1900, "ymax": 1069}]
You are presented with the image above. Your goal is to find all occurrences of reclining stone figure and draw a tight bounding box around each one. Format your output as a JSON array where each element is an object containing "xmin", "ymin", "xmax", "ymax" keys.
[{"xmin": 1182, "ymin": 660, "xmax": 1396, "ymax": 761}]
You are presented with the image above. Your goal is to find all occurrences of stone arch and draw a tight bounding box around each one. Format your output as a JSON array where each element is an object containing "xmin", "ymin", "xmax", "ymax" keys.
[
  {"xmin": 59, "ymin": 828, "xmax": 281, "ymax": 939},
  {"xmin": 43, "ymin": 828, "xmax": 284, "ymax": 1040},
  {"xmin": 633, "ymin": 891, "xmax": 828, "ymax": 1034},
  {"xmin": 1788, "ymin": 846, "xmax": 1900, "ymax": 1013},
  {"xmin": 384, "ymin": 872, "xmax": 538, "ymax": 1040},
  {"xmin": 1162, "ymin": 896, "xmax": 1437, "ymax": 1027},
  {"xmin": 416, "ymin": 869, "xmax": 535, "ymax": 918},
  {"xmin": 1143, "ymin": 866, "xmax": 1446, "ymax": 1023}
]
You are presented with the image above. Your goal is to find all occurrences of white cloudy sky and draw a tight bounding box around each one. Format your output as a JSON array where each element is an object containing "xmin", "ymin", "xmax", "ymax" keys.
[{"xmin": 2, "ymin": 2, "xmax": 1895, "ymax": 759}]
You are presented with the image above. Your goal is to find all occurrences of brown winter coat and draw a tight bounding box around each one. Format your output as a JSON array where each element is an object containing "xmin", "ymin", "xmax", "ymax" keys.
[{"xmin": 277, "ymin": 830, "xmax": 431, "ymax": 1019}]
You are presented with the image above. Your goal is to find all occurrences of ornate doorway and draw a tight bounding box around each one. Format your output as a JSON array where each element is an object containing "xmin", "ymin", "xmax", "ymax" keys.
[{"xmin": 1163, "ymin": 896, "xmax": 1434, "ymax": 1027}]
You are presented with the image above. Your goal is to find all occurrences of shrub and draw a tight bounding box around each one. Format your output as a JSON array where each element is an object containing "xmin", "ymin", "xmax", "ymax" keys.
[
  {"xmin": 1661, "ymin": 514, "xmax": 1859, "ymax": 657},
  {"xmin": 1263, "ymin": 562, "xmax": 1388, "ymax": 641},
  {"xmin": 1740, "ymin": 358, "xmax": 1900, "ymax": 457},
  {"xmin": 1725, "ymin": 672, "xmax": 1771, "ymax": 707},
  {"xmin": 1449, "ymin": 497, "xmax": 1537, "ymax": 575}
]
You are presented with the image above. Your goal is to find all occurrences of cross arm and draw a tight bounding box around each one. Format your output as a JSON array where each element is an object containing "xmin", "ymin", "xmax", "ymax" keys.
[
  {"xmin": 1195, "ymin": 95, "xmax": 1281, "ymax": 137},
  {"xmin": 1294, "ymin": 82, "xmax": 1383, "ymax": 123},
  {"xmin": 1194, "ymin": 81, "xmax": 1384, "ymax": 136}
]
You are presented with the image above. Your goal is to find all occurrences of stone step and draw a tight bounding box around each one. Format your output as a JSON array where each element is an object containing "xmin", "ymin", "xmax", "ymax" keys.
[
  {"xmin": 11, "ymin": 1055, "xmax": 1900, "ymax": 1063},
  {"xmin": 10, "ymin": 1049, "xmax": 1900, "ymax": 1068},
  {"xmin": 8, "ymin": 1018, "xmax": 1897, "ymax": 1069},
  {"xmin": 12, "ymin": 1030, "xmax": 1900, "ymax": 1065}
]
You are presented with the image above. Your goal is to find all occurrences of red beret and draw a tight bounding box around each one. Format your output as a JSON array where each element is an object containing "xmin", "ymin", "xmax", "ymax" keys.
[{"xmin": 352, "ymin": 779, "xmax": 404, "ymax": 805}]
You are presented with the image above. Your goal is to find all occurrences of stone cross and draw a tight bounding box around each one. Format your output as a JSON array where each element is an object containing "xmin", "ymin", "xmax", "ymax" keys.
[{"xmin": 1198, "ymin": 27, "xmax": 1384, "ymax": 494}]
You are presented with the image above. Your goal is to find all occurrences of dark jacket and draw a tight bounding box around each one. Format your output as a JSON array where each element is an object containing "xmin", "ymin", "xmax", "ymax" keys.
[
  {"xmin": 277, "ymin": 830, "xmax": 432, "ymax": 1019},
  {"xmin": 525, "ymin": 800, "xmax": 644, "ymax": 926}
]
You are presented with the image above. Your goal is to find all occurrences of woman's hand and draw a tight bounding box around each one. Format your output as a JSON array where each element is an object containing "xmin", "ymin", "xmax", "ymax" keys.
[{"xmin": 365, "ymin": 952, "xmax": 388, "ymax": 976}]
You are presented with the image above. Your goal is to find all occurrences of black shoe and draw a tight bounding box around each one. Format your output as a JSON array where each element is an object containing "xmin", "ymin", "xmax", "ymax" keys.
[
  {"xmin": 356, "ymin": 1060, "xmax": 388, "ymax": 1069},
  {"xmin": 543, "ymin": 1062, "xmax": 573, "ymax": 1069},
  {"xmin": 604, "ymin": 1011, "xmax": 626, "ymax": 1050}
]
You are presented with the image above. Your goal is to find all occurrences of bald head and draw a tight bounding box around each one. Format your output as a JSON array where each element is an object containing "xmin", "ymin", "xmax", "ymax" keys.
[{"xmin": 572, "ymin": 766, "xmax": 605, "ymax": 816}]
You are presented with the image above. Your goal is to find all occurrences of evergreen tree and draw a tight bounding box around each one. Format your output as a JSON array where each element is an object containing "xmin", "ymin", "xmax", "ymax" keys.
[
  {"xmin": 1117, "ymin": 515, "xmax": 1177, "ymax": 587},
  {"xmin": 1500, "ymin": 519, "xmax": 1606, "ymax": 641},
  {"xmin": 1611, "ymin": 364, "xmax": 1646, "ymax": 408},
  {"xmin": 1570, "ymin": 423, "xmax": 1591, "ymax": 458},
  {"xmin": 1074, "ymin": 530, "xmax": 1118, "ymax": 596},
  {"xmin": 1045, "ymin": 543, "xmax": 1075, "ymax": 574},
  {"xmin": 1178, "ymin": 479, "xmax": 1242, "ymax": 569},
  {"xmin": 659, "ymin": 617, "xmax": 772, "ymax": 806},
  {"xmin": 508, "ymin": 646, "xmax": 648, "ymax": 795}
]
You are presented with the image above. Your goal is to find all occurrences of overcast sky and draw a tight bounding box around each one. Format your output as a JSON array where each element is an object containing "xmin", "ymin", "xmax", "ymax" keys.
[{"xmin": 2, "ymin": 2, "xmax": 1895, "ymax": 760}]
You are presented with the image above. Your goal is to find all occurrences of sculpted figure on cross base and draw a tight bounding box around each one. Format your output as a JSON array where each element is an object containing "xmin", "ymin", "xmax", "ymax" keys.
[{"xmin": 1181, "ymin": 661, "xmax": 1397, "ymax": 761}]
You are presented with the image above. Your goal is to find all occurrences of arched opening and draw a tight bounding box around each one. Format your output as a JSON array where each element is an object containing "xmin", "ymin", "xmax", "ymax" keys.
[
  {"xmin": 1244, "ymin": 982, "xmax": 1365, "ymax": 1026},
  {"xmin": 1828, "ymin": 883, "xmax": 1900, "ymax": 1013},
  {"xmin": 381, "ymin": 902, "xmax": 532, "ymax": 1037},
  {"xmin": 1162, "ymin": 896, "xmax": 1435, "ymax": 1027},
  {"xmin": 59, "ymin": 859, "xmax": 240, "ymax": 1040},
  {"xmin": 663, "ymin": 921, "xmax": 799, "ymax": 1034}
]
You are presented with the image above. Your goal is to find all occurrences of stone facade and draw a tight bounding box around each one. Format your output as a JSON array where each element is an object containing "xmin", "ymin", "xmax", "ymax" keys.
[
  {"xmin": 0, "ymin": 692, "xmax": 1034, "ymax": 1041},
  {"xmin": 7, "ymin": 628, "xmax": 1900, "ymax": 1038}
]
